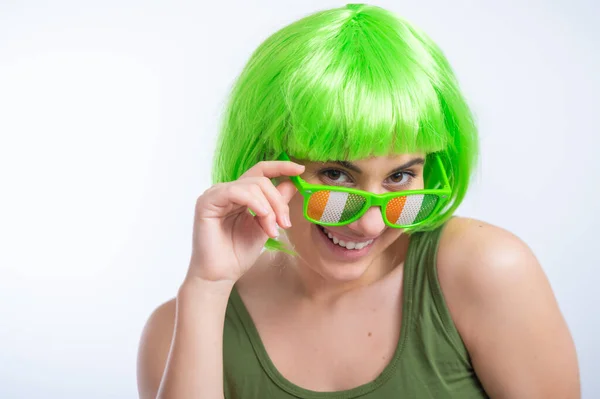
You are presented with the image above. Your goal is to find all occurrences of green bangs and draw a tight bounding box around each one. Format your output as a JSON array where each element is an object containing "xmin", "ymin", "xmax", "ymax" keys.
[
  {"xmin": 212, "ymin": 4, "xmax": 478, "ymax": 253},
  {"xmin": 280, "ymin": 10, "xmax": 451, "ymax": 161}
]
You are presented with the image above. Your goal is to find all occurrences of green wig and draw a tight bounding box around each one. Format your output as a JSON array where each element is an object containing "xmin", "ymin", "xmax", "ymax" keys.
[{"xmin": 211, "ymin": 3, "xmax": 478, "ymax": 253}]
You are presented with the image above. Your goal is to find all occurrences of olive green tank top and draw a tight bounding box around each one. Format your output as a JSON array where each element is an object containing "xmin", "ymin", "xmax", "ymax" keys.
[{"xmin": 223, "ymin": 222, "xmax": 489, "ymax": 398}]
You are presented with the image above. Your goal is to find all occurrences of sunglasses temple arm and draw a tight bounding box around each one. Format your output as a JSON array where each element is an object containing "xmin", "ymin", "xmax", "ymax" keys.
[{"xmin": 435, "ymin": 155, "xmax": 451, "ymax": 190}]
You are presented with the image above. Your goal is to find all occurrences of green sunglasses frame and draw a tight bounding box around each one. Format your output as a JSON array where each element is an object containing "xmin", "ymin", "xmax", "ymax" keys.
[{"xmin": 276, "ymin": 152, "xmax": 452, "ymax": 229}]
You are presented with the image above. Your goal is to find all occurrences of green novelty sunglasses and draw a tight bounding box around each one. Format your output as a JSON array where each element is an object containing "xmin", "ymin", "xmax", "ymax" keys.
[{"xmin": 277, "ymin": 152, "xmax": 452, "ymax": 229}]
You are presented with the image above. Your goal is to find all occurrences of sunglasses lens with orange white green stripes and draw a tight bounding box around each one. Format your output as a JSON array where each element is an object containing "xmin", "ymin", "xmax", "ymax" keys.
[{"xmin": 305, "ymin": 190, "xmax": 441, "ymax": 228}]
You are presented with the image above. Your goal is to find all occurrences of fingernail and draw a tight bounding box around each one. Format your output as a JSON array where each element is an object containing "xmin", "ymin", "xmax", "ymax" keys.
[
  {"xmin": 272, "ymin": 223, "xmax": 280, "ymax": 237},
  {"xmin": 283, "ymin": 214, "xmax": 291, "ymax": 228}
]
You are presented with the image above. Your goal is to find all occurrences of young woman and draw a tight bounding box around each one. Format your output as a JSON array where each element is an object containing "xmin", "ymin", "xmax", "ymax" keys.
[{"xmin": 137, "ymin": 4, "xmax": 580, "ymax": 398}]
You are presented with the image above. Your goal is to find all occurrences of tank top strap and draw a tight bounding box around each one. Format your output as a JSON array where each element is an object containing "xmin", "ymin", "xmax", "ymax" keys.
[{"xmin": 402, "ymin": 219, "xmax": 472, "ymax": 367}]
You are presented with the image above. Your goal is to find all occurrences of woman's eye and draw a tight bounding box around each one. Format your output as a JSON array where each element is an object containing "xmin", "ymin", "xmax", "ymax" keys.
[
  {"xmin": 388, "ymin": 172, "xmax": 412, "ymax": 186},
  {"xmin": 321, "ymin": 169, "xmax": 351, "ymax": 184},
  {"xmin": 319, "ymin": 168, "xmax": 415, "ymax": 187}
]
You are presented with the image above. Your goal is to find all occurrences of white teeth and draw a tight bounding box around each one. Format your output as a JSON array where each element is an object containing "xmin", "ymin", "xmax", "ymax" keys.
[
  {"xmin": 321, "ymin": 227, "xmax": 374, "ymax": 250},
  {"xmin": 327, "ymin": 232, "xmax": 341, "ymax": 245}
]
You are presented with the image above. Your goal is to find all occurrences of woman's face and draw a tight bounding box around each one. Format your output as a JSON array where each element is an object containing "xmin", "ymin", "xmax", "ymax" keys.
[{"xmin": 283, "ymin": 152, "xmax": 426, "ymax": 283}]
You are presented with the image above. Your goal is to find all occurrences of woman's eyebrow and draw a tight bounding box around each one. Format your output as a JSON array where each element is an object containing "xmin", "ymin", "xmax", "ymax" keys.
[{"xmin": 328, "ymin": 158, "xmax": 425, "ymax": 174}]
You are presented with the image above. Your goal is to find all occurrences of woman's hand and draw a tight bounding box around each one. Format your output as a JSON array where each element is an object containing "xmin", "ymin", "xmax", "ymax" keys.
[{"xmin": 186, "ymin": 160, "xmax": 305, "ymax": 284}]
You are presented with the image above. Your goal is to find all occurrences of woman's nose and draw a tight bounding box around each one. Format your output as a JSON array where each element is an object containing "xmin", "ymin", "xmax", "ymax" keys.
[{"xmin": 346, "ymin": 206, "xmax": 386, "ymax": 238}]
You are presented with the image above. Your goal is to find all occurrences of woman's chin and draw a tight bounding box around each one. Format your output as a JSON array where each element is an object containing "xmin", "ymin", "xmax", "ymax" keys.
[
  {"xmin": 313, "ymin": 260, "xmax": 371, "ymax": 283},
  {"xmin": 305, "ymin": 223, "xmax": 377, "ymax": 282}
]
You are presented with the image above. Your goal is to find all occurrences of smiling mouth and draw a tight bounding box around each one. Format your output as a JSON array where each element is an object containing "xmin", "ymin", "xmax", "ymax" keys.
[{"xmin": 317, "ymin": 225, "xmax": 375, "ymax": 250}]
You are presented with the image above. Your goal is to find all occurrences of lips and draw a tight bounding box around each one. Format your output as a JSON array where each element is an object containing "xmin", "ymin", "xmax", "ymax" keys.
[
  {"xmin": 319, "ymin": 226, "xmax": 379, "ymax": 243},
  {"xmin": 317, "ymin": 225, "xmax": 376, "ymax": 250},
  {"xmin": 314, "ymin": 224, "xmax": 374, "ymax": 259}
]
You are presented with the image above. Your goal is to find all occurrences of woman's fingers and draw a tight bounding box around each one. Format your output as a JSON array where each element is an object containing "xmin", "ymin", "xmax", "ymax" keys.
[
  {"xmin": 245, "ymin": 177, "xmax": 295, "ymax": 229},
  {"xmin": 199, "ymin": 159, "xmax": 303, "ymax": 237},
  {"xmin": 224, "ymin": 185, "xmax": 278, "ymax": 237},
  {"xmin": 240, "ymin": 160, "xmax": 305, "ymax": 179},
  {"xmin": 245, "ymin": 183, "xmax": 280, "ymax": 236},
  {"xmin": 238, "ymin": 160, "xmax": 304, "ymax": 230}
]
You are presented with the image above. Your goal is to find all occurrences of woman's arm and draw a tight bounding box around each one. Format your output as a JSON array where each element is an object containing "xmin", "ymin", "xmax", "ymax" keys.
[
  {"xmin": 438, "ymin": 218, "xmax": 580, "ymax": 399},
  {"xmin": 137, "ymin": 278, "xmax": 234, "ymax": 399}
]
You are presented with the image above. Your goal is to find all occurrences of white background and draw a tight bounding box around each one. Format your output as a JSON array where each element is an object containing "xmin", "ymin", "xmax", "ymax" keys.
[{"xmin": 1, "ymin": 0, "xmax": 598, "ymax": 397}]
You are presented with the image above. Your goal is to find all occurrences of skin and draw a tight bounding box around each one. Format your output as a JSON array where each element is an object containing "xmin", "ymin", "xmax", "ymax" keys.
[{"xmin": 137, "ymin": 153, "xmax": 580, "ymax": 398}]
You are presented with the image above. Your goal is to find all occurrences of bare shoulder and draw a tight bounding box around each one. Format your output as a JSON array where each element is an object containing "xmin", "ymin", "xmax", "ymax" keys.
[
  {"xmin": 437, "ymin": 216, "xmax": 535, "ymax": 274},
  {"xmin": 435, "ymin": 216, "xmax": 538, "ymax": 333},
  {"xmin": 137, "ymin": 298, "xmax": 176, "ymax": 399},
  {"xmin": 435, "ymin": 216, "xmax": 550, "ymax": 331},
  {"xmin": 435, "ymin": 217, "xmax": 580, "ymax": 398}
]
